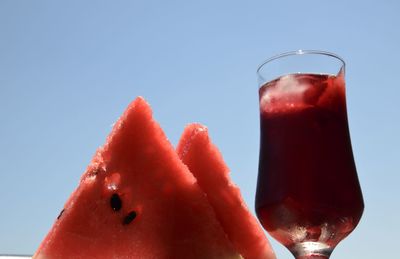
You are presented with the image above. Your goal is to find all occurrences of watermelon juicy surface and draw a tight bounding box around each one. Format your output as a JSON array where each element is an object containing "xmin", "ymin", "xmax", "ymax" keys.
[
  {"xmin": 177, "ymin": 124, "xmax": 276, "ymax": 259},
  {"xmin": 34, "ymin": 97, "xmax": 241, "ymax": 259}
]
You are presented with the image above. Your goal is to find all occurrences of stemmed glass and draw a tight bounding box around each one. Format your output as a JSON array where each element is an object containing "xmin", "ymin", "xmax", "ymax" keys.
[{"xmin": 255, "ymin": 50, "xmax": 364, "ymax": 258}]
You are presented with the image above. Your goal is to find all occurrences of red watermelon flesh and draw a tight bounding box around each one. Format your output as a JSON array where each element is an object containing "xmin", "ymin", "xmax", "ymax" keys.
[
  {"xmin": 33, "ymin": 97, "xmax": 241, "ymax": 259},
  {"xmin": 177, "ymin": 123, "xmax": 276, "ymax": 259}
]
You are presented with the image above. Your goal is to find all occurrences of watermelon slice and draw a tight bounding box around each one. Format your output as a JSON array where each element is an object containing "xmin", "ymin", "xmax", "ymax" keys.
[
  {"xmin": 33, "ymin": 97, "xmax": 241, "ymax": 259},
  {"xmin": 177, "ymin": 124, "xmax": 276, "ymax": 259}
]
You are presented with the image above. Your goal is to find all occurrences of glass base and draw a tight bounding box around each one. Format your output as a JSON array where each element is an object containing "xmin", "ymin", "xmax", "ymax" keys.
[{"xmin": 289, "ymin": 241, "xmax": 333, "ymax": 259}]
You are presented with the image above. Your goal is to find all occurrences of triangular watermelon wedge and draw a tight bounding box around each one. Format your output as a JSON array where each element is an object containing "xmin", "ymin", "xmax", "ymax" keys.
[
  {"xmin": 33, "ymin": 97, "xmax": 241, "ymax": 259},
  {"xmin": 177, "ymin": 124, "xmax": 276, "ymax": 259}
]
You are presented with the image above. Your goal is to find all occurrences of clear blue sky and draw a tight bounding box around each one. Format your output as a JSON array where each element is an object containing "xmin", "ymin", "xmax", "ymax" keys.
[{"xmin": 1, "ymin": 0, "xmax": 399, "ymax": 258}]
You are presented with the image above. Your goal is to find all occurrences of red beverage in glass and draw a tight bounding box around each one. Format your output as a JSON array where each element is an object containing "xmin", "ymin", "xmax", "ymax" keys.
[{"xmin": 255, "ymin": 71, "xmax": 364, "ymax": 253}]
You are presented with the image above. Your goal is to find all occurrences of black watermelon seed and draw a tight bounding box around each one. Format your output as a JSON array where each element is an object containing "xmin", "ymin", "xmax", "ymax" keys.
[
  {"xmin": 110, "ymin": 193, "xmax": 122, "ymax": 211},
  {"xmin": 123, "ymin": 211, "xmax": 137, "ymax": 225},
  {"xmin": 57, "ymin": 209, "xmax": 65, "ymax": 220}
]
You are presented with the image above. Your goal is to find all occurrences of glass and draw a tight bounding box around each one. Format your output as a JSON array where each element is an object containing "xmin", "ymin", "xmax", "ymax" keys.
[{"xmin": 255, "ymin": 50, "xmax": 364, "ymax": 258}]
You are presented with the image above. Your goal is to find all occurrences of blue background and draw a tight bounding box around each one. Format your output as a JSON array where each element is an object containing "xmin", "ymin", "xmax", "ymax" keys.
[{"xmin": 1, "ymin": 1, "xmax": 399, "ymax": 258}]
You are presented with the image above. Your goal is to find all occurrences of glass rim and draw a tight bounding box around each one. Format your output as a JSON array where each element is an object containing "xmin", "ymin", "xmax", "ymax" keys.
[{"xmin": 256, "ymin": 50, "xmax": 346, "ymax": 75}]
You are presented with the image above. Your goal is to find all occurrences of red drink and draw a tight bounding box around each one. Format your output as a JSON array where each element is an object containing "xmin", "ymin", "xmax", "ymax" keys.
[{"xmin": 255, "ymin": 72, "xmax": 364, "ymax": 251}]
